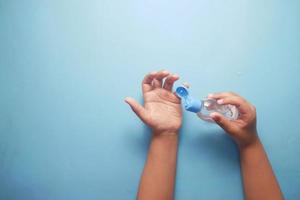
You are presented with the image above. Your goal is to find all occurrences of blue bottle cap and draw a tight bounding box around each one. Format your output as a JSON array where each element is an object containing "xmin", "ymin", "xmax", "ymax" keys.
[{"xmin": 175, "ymin": 86, "xmax": 202, "ymax": 113}]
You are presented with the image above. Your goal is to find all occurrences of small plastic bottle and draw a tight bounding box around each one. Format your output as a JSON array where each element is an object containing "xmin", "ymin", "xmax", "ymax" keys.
[{"xmin": 175, "ymin": 85, "xmax": 239, "ymax": 122}]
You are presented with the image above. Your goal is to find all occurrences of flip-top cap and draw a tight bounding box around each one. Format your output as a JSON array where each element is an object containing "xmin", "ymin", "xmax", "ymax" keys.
[{"xmin": 175, "ymin": 86, "xmax": 201, "ymax": 113}]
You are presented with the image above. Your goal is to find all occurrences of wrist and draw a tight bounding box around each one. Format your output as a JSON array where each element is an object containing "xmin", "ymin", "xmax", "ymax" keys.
[
  {"xmin": 153, "ymin": 129, "xmax": 179, "ymax": 136},
  {"xmin": 150, "ymin": 132, "xmax": 179, "ymax": 154},
  {"xmin": 152, "ymin": 131, "xmax": 179, "ymax": 143},
  {"xmin": 238, "ymin": 135, "xmax": 261, "ymax": 152}
]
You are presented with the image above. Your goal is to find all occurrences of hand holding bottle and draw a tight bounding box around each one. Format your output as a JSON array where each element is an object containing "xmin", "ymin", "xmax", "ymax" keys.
[
  {"xmin": 175, "ymin": 86, "xmax": 239, "ymax": 122},
  {"xmin": 208, "ymin": 92, "xmax": 258, "ymax": 148}
]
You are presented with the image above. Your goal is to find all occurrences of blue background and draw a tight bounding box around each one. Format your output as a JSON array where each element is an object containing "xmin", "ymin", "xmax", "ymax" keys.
[{"xmin": 0, "ymin": 0, "xmax": 299, "ymax": 199}]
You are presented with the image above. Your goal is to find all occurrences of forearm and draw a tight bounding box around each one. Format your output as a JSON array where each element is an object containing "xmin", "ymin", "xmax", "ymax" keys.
[
  {"xmin": 137, "ymin": 131, "xmax": 178, "ymax": 200},
  {"xmin": 239, "ymin": 137, "xmax": 283, "ymax": 200}
]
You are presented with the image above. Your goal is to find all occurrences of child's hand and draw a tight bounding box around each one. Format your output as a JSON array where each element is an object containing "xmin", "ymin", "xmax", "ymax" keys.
[
  {"xmin": 208, "ymin": 92, "xmax": 258, "ymax": 148},
  {"xmin": 125, "ymin": 70, "xmax": 182, "ymax": 135}
]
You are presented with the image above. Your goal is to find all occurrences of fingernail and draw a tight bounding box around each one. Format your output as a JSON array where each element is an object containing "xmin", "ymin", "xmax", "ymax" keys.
[
  {"xmin": 172, "ymin": 74, "xmax": 179, "ymax": 78},
  {"xmin": 208, "ymin": 93, "xmax": 214, "ymax": 98},
  {"xmin": 124, "ymin": 97, "xmax": 130, "ymax": 103},
  {"xmin": 217, "ymin": 99, "xmax": 224, "ymax": 104},
  {"xmin": 150, "ymin": 71, "xmax": 157, "ymax": 75}
]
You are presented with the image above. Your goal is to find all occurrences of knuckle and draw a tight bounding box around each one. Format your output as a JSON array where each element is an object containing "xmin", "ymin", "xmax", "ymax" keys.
[
  {"xmin": 229, "ymin": 91, "xmax": 238, "ymax": 96},
  {"xmin": 226, "ymin": 126, "xmax": 238, "ymax": 134},
  {"xmin": 225, "ymin": 91, "xmax": 233, "ymax": 96},
  {"xmin": 241, "ymin": 99, "xmax": 248, "ymax": 104},
  {"xmin": 236, "ymin": 97, "xmax": 247, "ymax": 105},
  {"xmin": 240, "ymin": 123, "xmax": 248, "ymax": 129}
]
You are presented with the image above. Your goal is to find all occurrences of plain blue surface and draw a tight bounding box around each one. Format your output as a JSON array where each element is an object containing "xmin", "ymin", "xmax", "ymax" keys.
[{"xmin": 1, "ymin": 0, "xmax": 300, "ymax": 199}]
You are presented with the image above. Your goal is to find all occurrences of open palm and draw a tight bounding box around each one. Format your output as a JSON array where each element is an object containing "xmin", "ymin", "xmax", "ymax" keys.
[{"xmin": 125, "ymin": 70, "xmax": 182, "ymax": 133}]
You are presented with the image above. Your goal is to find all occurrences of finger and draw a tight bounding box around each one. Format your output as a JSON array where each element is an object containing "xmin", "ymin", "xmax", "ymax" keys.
[
  {"xmin": 163, "ymin": 74, "xmax": 179, "ymax": 91},
  {"xmin": 173, "ymin": 91, "xmax": 181, "ymax": 100},
  {"xmin": 142, "ymin": 71, "xmax": 157, "ymax": 93},
  {"xmin": 216, "ymin": 96, "xmax": 249, "ymax": 114},
  {"xmin": 152, "ymin": 70, "xmax": 170, "ymax": 88},
  {"xmin": 152, "ymin": 79, "xmax": 161, "ymax": 88},
  {"xmin": 124, "ymin": 97, "xmax": 148, "ymax": 123},
  {"xmin": 208, "ymin": 92, "xmax": 239, "ymax": 99},
  {"xmin": 210, "ymin": 112, "xmax": 235, "ymax": 135}
]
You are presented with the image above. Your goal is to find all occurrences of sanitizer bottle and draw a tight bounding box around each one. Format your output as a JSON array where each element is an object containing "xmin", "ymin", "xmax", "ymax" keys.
[{"xmin": 175, "ymin": 85, "xmax": 239, "ymax": 122}]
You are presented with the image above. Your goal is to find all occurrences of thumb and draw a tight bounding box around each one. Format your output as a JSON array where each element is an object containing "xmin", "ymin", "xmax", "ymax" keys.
[
  {"xmin": 210, "ymin": 112, "xmax": 233, "ymax": 134},
  {"xmin": 124, "ymin": 97, "xmax": 148, "ymax": 123}
]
